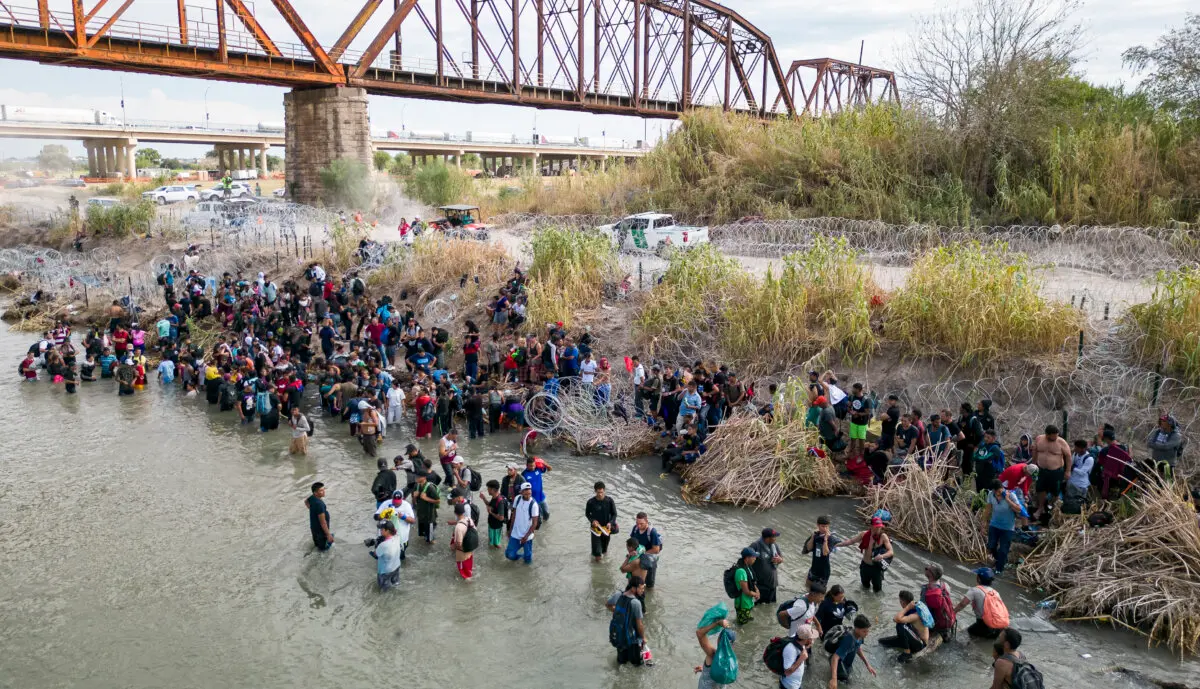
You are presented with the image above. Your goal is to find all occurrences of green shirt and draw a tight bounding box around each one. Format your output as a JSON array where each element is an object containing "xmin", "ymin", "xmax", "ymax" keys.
[{"xmin": 735, "ymin": 566, "xmax": 755, "ymax": 610}]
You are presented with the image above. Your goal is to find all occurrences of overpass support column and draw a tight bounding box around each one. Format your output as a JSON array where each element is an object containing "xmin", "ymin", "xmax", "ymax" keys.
[
  {"xmin": 126, "ymin": 142, "xmax": 137, "ymax": 180},
  {"xmin": 259, "ymin": 146, "xmax": 269, "ymax": 177},
  {"xmin": 85, "ymin": 142, "xmax": 98, "ymax": 177},
  {"xmin": 236, "ymin": 148, "xmax": 245, "ymax": 170},
  {"xmin": 284, "ymin": 86, "xmax": 373, "ymax": 206},
  {"xmin": 457, "ymin": 150, "xmax": 464, "ymax": 168},
  {"xmin": 103, "ymin": 145, "xmax": 115, "ymax": 179},
  {"xmin": 533, "ymin": 152, "xmax": 540, "ymax": 176}
]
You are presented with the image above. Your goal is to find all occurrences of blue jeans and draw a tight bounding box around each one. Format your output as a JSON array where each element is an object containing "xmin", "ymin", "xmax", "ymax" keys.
[
  {"xmin": 377, "ymin": 344, "xmax": 389, "ymax": 368},
  {"xmin": 465, "ymin": 355, "xmax": 478, "ymax": 382},
  {"xmin": 505, "ymin": 536, "xmax": 533, "ymax": 563},
  {"xmin": 987, "ymin": 525, "xmax": 1013, "ymax": 573}
]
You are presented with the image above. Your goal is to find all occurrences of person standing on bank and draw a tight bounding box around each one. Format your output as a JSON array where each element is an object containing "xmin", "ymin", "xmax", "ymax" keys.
[
  {"xmin": 585, "ymin": 481, "xmax": 619, "ymax": 562},
  {"xmin": 305, "ymin": 482, "xmax": 333, "ymax": 551},
  {"xmin": 750, "ymin": 527, "xmax": 784, "ymax": 605},
  {"xmin": 630, "ymin": 512, "xmax": 663, "ymax": 588}
]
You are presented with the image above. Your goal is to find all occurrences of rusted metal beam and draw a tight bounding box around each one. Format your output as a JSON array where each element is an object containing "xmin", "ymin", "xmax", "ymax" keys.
[
  {"xmin": 393, "ymin": 0, "xmax": 402, "ymax": 66},
  {"xmin": 215, "ymin": 0, "xmax": 226, "ymax": 61},
  {"xmin": 71, "ymin": 0, "xmax": 84, "ymax": 47},
  {"xmin": 680, "ymin": 0, "xmax": 690, "ymax": 108},
  {"xmin": 351, "ymin": 0, "xmax": 417, "ymax": 78},
  {"xmin": 85, "ymin": 0, "xmax": 135, "ymax": 48},
  {"xmin": 270, "ymin": 0, "xmax": 340, "ymax": 75},
  {"xmin": 469, "ymin": 0, "xmax": 478, "ymax": 79},
  {"xmin": 329, "ymin": 0, "xmax": 382, "ymax": 61},
  {"xmin": 592, "ymin": 0, "xmax": 599, "ymax": 93},
  {"xmin": 177, "ymin": 0, "xmax": 188, "ymax": 44},
  {"xmin": 511, "ymin": 0, "xmax": 520, "ymax": 95},
  {"xmin": 85, "ymin": 0, "xmax": 109, "ymax": 24},
  {"xmin": 536, "ymin": 0, "xmax": 543, "ymax": 86},
  {"xmin": 37, "ymin": 0, "xmax": 48, "ymax": 30},
  {"xmin": 435, "ymin": 0, "xmax": 443, "ymax": 82},
  {"xmin": 722, "ymin": 17, "xmax": 730, "ymax": 110},
  {"xmin": 632, "ymin": 0, "xmax": 640, "ymax": 106},
  {"xmin": 576, "ymin": 0, "xmax": 584, "ymax": 99},
  {"xmin": 224, "ymin": 0, "xmax": 282, "ymax": 57}
]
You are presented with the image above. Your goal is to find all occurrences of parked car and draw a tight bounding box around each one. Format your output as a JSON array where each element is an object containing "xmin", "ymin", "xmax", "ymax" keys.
[
  {"xmin": 142, "ymin": 184, "xmax": 199, "ymax": 204},
  {"xmin": 199, "ymin": 182, "xmax": 251, "ymax": 201},
  {"xmin": 87, "ymin": 197, "xmax": 120, "ymax": 208},
  {"xmin": 596, "ymin": 212, "xmax": 710, "ymax": 253},
  {"xmin": 58, "ymin": 178, "xmax": 87, "ymax": 188},
  {"xmin": 4, "ymin": 178, "xmax": 38, "ymax": 189}
]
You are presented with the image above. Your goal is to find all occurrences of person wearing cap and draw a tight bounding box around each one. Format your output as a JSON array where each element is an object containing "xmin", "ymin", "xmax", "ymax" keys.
[
  {"xmin": 522, "ymin": 454, "xmax": 553, "ymax": 522},
  {"xmin": 606, "ymin": 575, "xmax": 648, "ymax": 666},
  {"xmin": 695, "ymin": 613, "xmax": 733, "ymax": 689},
  {"xmin": 1096, "ymin": 426, "xmax": 1131, "ymax": 498},
  {"xmin": 954, "ymin": 567, "xmax": 1009, "ymax": 638},
  {"xmin": 450, "ymin": 456, "xmax": 473, "ymax": 492},
  {"xmin": 733, "ymin": 547, "xmax": 760, "ymax": 625},
  {"xmin": 371, "ymin": 458, "xmax": 397, "ymax": 502},
  {"xmin": 779, "ymin": 581, "xmax": 826, "ymax": 638},
  {"xmin": 997, "ymin": 460, "xmax": 1037, "ymax": 498},
  {"xmin": 372, "ymin": 520, "xmax": 402, "ymax": 591},
  {"xmin": 982, "ymin": 479, "xmax": 1024, "ymax": 573},
  {"xmin": 750, "ymin": 527, "xmax": 784, "ymax": 605},
  {"xmin": 844, "ymin": 516, "xmax": 893, "ymax": 593},
  {"xmin": 815, "ymin": 395, "xmax": 840, "ymax": 449},
  {"xmin": 781, "ymin": 623, "xmax": 818, "ymax": 689},
  {"xmin": 500, "ymin": 463, "xmax": 524, "ymax": 506},
  {"xmin": 375, "ymin": 489, "xmax": 416, "ymax": 558},
  {"xmin": 805, "ymin": 370, "xmax": 827, "ymax": 428},
  {"xmin": 505, "ymin": 481, "xmax": 540, "ymax": 563}
]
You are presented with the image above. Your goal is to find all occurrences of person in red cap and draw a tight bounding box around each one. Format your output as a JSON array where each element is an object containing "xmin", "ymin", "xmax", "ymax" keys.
[{"xmin": 844, "ymin": 517, "xmax": 893, "ymax": 592}]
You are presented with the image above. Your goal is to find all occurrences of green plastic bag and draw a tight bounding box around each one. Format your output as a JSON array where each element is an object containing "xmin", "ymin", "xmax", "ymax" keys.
[
  {"xmin": 710, "ymin": 628, "xmax": 738, "ymax": 684},
  {"xmin": 697, "ymin": 602, "xmax": 729, "ymax": 635}
]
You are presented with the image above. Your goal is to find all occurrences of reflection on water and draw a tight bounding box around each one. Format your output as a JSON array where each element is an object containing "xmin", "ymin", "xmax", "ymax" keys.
[{"xmin": 0, "ymin": 323, "xmax": 1193, "ymax": 689}]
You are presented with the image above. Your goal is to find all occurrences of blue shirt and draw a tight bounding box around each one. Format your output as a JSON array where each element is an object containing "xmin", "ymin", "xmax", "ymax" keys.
[
  {"xmin": 375, "ymin": 535, "xmax": 402, "ymax": 575},
  {"xmin": 522, "ymin": 468, "xmax": 547, "ymax": 503},
  {"xmin": 631, "ymin": 525, "xmax": 662, "ymax": 551},
  {"xmin": 835, "ymin": 633, "xmax": 863, "ymax": 669},
  {"xmin": 562, "ymin": 346, "xmax": 580, "ymax": 373},
  {"xmin": 681, "ymin": 390, "xmax": 702, "ymax": 417},
  {"xmin": 988, "ymin": 490, "xmax": 1020, "ymax": 531},
  {"xmin": 99, "ymin": 354, "xmax": 117, "ymax": 376},
  {"xmin": 156, "ymin": 360, "xmax": 175, "ymax": 382}
]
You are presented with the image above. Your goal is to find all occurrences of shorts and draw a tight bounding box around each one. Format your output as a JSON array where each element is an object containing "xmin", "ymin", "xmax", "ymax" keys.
[
  {"xmin": 849, "ymin": 422, "xmax": 867, "ymax": 440},
  {"xmin": 456, "ymin": 555, "xmax": 474, "ymax": 579},
  {"xmin": 1036, "ymin": 467, "xmax": 1065, "ymax": 495}
]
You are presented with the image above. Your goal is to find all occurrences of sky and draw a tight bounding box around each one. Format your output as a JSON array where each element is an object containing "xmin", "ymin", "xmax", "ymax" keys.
[{"xmin": 0, "ymin": 0, "xmax": 1192, "ymax": 160}]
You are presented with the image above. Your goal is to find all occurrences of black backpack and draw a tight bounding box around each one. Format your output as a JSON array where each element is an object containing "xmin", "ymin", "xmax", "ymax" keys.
[
  {"xmin": 762, "ymin": 636, "xmax": 790, "ymax": 675},
  {"xmin": 493, "ymin": 495, "xmax": 510, "ymax": 522},
  {"xmin": 461, "ymin": 520, "xmax": 480, "ymax": 553},
  {"xmin": 723, "ymin": 563, "xmax": 750, "ymax": 598},
  {"xmin": 1003, "ymin": 654, "xmax": 1045, "ymax": 689},
  {"xmin": 466, "ymin": 466, "xmax": 483, "ymax": 492},
  {"xmin": 823, "ymin": 625, "xmax": 848, "ymax": 654},
  {"xmin": 776, "ymin": 597, "xmax": 808, "ymax": 629}
]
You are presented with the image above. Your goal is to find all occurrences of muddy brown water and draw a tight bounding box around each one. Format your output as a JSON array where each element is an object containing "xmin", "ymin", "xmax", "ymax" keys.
[{"xmin": 0, "ymin": 321, "xmax": 1195, "ymax": 689}]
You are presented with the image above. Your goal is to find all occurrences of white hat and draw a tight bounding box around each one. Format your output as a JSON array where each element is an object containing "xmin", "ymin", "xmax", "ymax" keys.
[
  {"xmin": 520, "ymin": 482, "xmax": 532, "ymax": 491},
  {"xmin": 451, "ymin": 457, "xmax": 464, "ymax": 465}
]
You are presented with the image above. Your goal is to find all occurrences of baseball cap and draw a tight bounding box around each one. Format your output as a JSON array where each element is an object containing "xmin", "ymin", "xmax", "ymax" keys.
[
  {"xmin": 793, "ymin": 624, "xmax": 819, "ymax": 640},
  {"xmin": 741, "ymin": 547, "xmax": 758, "ymax": 558},
  {"xmin": 505, "ymin": 463, "xmax": 520, "ymax": 471},
  {"xmin": 392, "ymin": 489, "xmax": 404, "ymax": 497},
  {"xmin": 870, "ymin": 517, "xmax": 884, "ymax": 527},
  {"xmin": 762, "ymin": 527, "xmax": 780, "ymax": 538},
  {"xmin": 520, "ymin": 482, "xmax": 532, "ymax": 491},
  {"xmin": 452, "ymin": 457, "xmax": 464, "ymax": 465},
  {"xmin": 405, "ymin": 444, "xmax": 418, "ymax": 453},
  {"xmin": 972, "ymin": 567, "xmax": 996, "ymax": 579}
]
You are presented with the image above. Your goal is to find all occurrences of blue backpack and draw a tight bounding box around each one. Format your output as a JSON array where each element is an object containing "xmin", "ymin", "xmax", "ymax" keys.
[{"xmin": 608, "ymin": 594, "xmax": 639, "ymax": 649}]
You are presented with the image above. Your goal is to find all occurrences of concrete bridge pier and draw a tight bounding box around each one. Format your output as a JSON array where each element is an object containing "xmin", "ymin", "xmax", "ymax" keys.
[
  {"xmin": 84, "ymin": 137, "xmax": 137, "ymax": 179},
  {"xmin": 284, "ymin": 86, "xmax": 373, "ymax": 205}
]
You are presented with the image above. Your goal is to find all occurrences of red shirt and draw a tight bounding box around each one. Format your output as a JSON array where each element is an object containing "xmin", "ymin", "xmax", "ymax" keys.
[
  {"xmin": 367, "ymin": 323, "xmax": 386, "ymax": 345},
  {"xmin": 999, "ymin": 463, "xmax": 1032, "ymax": 495}
]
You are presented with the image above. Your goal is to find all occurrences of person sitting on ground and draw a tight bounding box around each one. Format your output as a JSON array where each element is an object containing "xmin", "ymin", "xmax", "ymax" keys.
[
  {"xmin": 954, "ymin": 567, "xmax": 1009, "ymax": 639},
  {"xmin": 878, "ymin": 589, "xmax": 930, "ymax": 663}
]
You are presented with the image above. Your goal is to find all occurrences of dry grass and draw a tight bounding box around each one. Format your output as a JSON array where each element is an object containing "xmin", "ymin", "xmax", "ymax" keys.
[
  {"xmin": 526, "ymin": 226, "xmax": 619, "ymax": 328},
  {"xmin": 1127, "ymin": 266, "xmax": 1200, "ymax": 386},
  {"xmin": 1017, "ymin": 480, "xmax": 1200, "ymax": 655},
  {"xmin": 680, "ymin": 413, "xmax": 844, "ymax": 508},
  {"xmin": 860, "ymin": 458, "xmax": 990, "ymax": 563}
]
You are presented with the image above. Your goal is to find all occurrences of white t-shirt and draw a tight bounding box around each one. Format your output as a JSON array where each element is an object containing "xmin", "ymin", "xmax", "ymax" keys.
[
  {"xmin": 827, "ymin": 383, "xmax": 847, "ymax": 406},
  {"xmin": 780, "ymin": 642, "xmax": 807, "ymax": 689},
  {"xmin": 632, "ymin": 364, "xmax": 646, "ymax": 385},
  {"xmin": 510, "ymin": 496, "xmax": 540, "ymax": 540},
  {"xmin": 376, "ymin": 498, "xmax": 416, "ymax": 545},
  {"xmin": 439, "ymin": 436, "xmax": 457, "ymax": 461},
  {"xmin": 387, "ymin": 387, "xmax": 406, "ymax": 407},
  {"xmin": 783, "ymin": 599, "xmax": 818, "ymax": 637},
  {"xmin": 580, "ymin": 359, "xmax": 598, "ymax": 383}
]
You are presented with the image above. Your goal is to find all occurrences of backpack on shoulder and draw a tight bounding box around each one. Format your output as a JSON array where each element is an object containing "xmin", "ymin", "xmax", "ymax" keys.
[
  {"xmin": 921, "ymin": 582, "xmax": 957, "ymax": 633},
  {"xmin": 762, "ymin": 636, "xmax": 791, "ymax": 675},
  {"xmin": 822, "ymin": 625, "xmax": 847, "ymax": 654},
  {"xmin": 775, "ymin": 598, "xmax": 808, "ymax": 630},
  {"xmin": 461, "ymin": 521, "xmax": 480, "ymax": 553},
  {"xmin": 608, "ymin": 595, "xmax": 639, "ymax": 649},
  {"xmin": 467, "ymin": 466, "xmax": 483, "ymax": 492},
  {"xmin": 1004, "ymin": 655, "xmax": 1046, "ymax": 689},
  {"xmin": 722, "ymin": 563, "xmax": 744, "ymax": 599}
]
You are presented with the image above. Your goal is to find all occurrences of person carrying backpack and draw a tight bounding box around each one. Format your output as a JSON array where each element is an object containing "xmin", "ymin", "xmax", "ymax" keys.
[
  {"xmin": 606, "ymin": 576, "xmax": 648, "ymax": 666},
  {"xmin": 992, "ymin": 628, "xmax": 1045, "ymax": 689},
  {"xmin": 954, "ymin": 567, "xmax": 1009, "ymax": 639},
  {"xmin": 451, "ymin": 503, "xmax": 478, "ymax": 581},
  {"xmin": 725, "ymin": 548, "xmax": 760, "ymax": 625},
  {"xmin": 920, "ymin": 563, "xmax": 957, "ymax": 642},
  {"xmin": 480, "ymin": 479, "xmax": 509, "ymax": 549}
]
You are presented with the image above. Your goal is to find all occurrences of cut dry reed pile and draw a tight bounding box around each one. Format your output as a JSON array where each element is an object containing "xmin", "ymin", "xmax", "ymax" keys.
[
  {"xmin": 563, "ymin": 423, "xmax": 659, "ymax": 458},
  {"xmin": 861, "ymin": 457, "xmax": 990, "ymax": 563},
  {"xmin": 1017, "ymin": 480, "xmax": 1200, "ymax": 655},
  {"xmin": 680, "ymin": 414, "xmax": 843, "ymax": 508}
]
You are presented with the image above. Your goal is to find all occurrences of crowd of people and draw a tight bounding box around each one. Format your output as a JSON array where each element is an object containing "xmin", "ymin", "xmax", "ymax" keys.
[{"xmin": 17, "ymin": 251, "xmax": 1171, "ymax": 689}]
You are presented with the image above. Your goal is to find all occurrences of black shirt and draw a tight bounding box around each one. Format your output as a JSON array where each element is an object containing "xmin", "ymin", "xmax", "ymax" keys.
[
  {"xmin": 585, "ymin": 496, "xmax": 618, "ymax": 528},
  {"xmin": 463, "ymin": 394, "xmax": 484, "ymax": 416},
  {"xmin": 849, "ymin": 394, "xmax": 870, "ymax": 425},
  {"xmin": 307, "ymin": 496, "xmax": 329, "ymax": 533},
  {"xmin": 817, "ymin": 597, "xmax": 848, "ymax": 633}
]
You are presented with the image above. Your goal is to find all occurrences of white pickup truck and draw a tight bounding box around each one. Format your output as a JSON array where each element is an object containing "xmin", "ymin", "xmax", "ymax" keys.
[{"xmin": 597, "ymin": 212, "xmax": 709, "ymax": 253}]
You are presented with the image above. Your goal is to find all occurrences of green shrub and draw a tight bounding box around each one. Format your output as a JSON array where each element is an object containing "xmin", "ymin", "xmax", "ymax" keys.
[
  {"xmin": 85, "ymin": 199, "xmax": 155, "ymax": 238},
  {"xmin": 319, "ymin": 158, "xmax": 374, "ymax": 209},
  {"xmin": 1127, "ymin": 267, "xmax": 1200, "ymax": 386},
  {"xmin": 405, "ymin": 162, "xmax": 473, "ymax": 207},
  {"xmin": 527, "ymin": 226, "xmax": 619, "ymax": 327}
]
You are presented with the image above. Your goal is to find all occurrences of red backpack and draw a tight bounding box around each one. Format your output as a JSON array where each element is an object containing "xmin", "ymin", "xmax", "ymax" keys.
[{"xmin": 921, "ymin": 582, "xmax": 956, "ymax": 631}]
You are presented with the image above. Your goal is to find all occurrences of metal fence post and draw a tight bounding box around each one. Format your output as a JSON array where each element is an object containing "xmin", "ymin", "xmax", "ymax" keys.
[{"xmin": 638, "ymin": 261, "xmax": 643, "ymax": 290}]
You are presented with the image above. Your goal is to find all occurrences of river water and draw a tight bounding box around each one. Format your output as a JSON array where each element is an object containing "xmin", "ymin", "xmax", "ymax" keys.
[{"xmin": 0, "ymin": 321, "xmax": 1195, "ymax": 689}]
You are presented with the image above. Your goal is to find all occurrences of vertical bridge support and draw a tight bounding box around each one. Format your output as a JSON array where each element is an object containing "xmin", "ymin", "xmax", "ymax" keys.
[{"xmin": 284, "ymin": 86, "xmax": 373, "ymax": 206}]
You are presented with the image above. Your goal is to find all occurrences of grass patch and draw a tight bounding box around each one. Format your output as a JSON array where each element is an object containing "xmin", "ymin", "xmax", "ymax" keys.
[
  {"xmin": 84, "ymin": 199, "xmax": 155, "ymax": 238},
  {"xmin": 526, "ymin": 226, "xmax": 619, "ymax": 327},
  {"xmin": 406, "ymin": 162, "xmax": 473, "ymax": 207},
  {"xmin": 368, "ymin": 235, "xmax": 511, "ymax": 302},
  {"xmin": 1127, "ymin": 266, "xmax": 1200, "ymax": 386},
  {"xmin": 885, "ymin": 241, "xmax": 1083, "ymax": 366}
]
